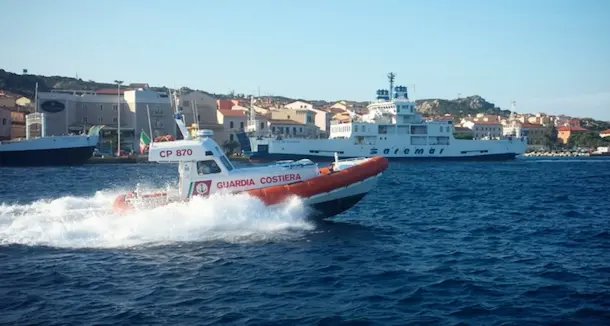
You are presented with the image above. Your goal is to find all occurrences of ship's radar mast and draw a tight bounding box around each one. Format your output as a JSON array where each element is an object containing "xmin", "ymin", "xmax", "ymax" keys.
[{"xmin": 387, "ymin": 72, "xmax": 395, "ymax": 100}]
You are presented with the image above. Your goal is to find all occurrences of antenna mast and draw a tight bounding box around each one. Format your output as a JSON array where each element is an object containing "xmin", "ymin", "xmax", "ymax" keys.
[
  {"xmin": 387, "ymin": 72, "xmax": 396, "ymax": 98},
  {"xmin": 249, "ymin": 95, "xmax": 255, "ymax": 123}
]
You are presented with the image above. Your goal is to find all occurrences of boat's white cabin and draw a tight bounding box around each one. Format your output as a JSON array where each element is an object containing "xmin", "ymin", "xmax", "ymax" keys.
[
  {"xmin": 148, "ymin": 130, "xmax": 236, "ymax": 172},
  {"xmin": 147, "ymin": 129, "xmax": 321, "ymax": 199}
]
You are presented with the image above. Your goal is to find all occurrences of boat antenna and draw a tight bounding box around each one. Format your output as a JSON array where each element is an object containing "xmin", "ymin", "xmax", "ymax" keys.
[
  {"xmin": 387, "ymin": 72, "xmax": 396, "ymax": 99},
  {"xmin": 34, "ymin": 82, "xmax": 38, "ymax": 113},
  {"xmin": 146, "ymin": 104, "xmax": 153, "ymax": 143},
  {"xmin": 170, "ymin": 88, "xmax": 192, "ymax": 140},
  {"xmin": 249, "ymin": 95, "xmax": 255, "ymax": 125},
  {"xmin": 191, "ymin": 100, "xmax": 197, "ymax": 126}
]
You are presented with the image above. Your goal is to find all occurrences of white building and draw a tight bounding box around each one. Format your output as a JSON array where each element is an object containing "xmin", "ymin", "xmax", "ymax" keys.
[
  {"xmin": 461, "ymin": 120, "xmax": 503, "ymax": 139},
  {"xmin": 268, "ymin": 119, "xmax": 318, "ymax": 137},
  {"xmin": 284, "ymin": 100, "xmax": 313, "ymax": 111},
  {"xmin": 308, "ymin": 107, "xmax": 331, "ymax": 137},
  {"xmin": 36, "ymin": 87, "xmax": 175, "ymax": 152}
]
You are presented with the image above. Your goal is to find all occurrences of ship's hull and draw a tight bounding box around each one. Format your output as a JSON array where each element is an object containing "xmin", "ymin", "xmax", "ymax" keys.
[
  {"xmin": 590, "ymin": 152, "xmax": 610, "ymax": 157},
  {"xmin": 300, "ymin": 173, "xmax": 377, "ymax": 219},
  {"xmin": 243, "ymin": 136, "xmax": 527, "ymax": 163},
  {"xmin": 114, "ymin": 158, "xmax": 387, "ymax": 220},
  {"xmin": 0, "ymin": 136, "xmax": 98, "ymax": 167}
]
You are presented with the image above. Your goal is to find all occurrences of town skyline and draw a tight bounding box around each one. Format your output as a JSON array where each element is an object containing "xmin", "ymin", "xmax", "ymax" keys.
[{"xmin": 1, "ymin": 68, "xmax": 609, "ymax": 123}]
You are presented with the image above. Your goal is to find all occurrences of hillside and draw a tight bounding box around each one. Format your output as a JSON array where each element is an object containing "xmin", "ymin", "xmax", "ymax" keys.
[
  {"xmin": 579, "ymin": 117, "xmax": 610, "ymax": 132},
  {"xmin": 0, "ymin": 69, "xmax": 293, "ymax": 103},
  {"xmin": 1, "ymin": 69, "xmax": 588, "ymax": 122},
  {"xmin": 415, "ymin": 95, "xmax": 512, "ymax": 117}
]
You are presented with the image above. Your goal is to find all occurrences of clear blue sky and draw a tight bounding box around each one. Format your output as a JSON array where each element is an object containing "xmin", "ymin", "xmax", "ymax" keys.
[{"xmin": 2, "ymin": 0, "xmax": 609, "ymax": 120}]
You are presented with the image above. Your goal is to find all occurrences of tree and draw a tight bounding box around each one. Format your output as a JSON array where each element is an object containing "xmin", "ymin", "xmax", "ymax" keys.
[
  {"xmin": 222, "ymin": 139, "xmax": 239, "ymax": 155},
  {"xmin": 453, "ymin": 133, "xmax": 472, "ymax": 140},
  {"xmin": 568, "ymin": 132, "xmax": 610, "ymax": 148},
  {"xmin": 542, "ymin": 124, "xmax": 560, "ymax": 150}
]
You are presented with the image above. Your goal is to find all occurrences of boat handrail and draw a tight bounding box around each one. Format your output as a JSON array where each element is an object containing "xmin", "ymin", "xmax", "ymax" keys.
[
  {"xmin": 273, "ymin": 159, "xmax": 316, "ymax": 168},
  {"xmin": 336, "ymin": 157, "xmax": 367, "ymax": 163}
]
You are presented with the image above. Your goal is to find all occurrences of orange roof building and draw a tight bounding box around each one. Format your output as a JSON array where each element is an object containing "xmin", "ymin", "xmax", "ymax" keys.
[
  {"xmin": 557, "ymin": 126, "xmax": 587, "ymax": 144},
  {"xmin": 599, "ymin": 129, "xmax": 610, "ymax": 138}
]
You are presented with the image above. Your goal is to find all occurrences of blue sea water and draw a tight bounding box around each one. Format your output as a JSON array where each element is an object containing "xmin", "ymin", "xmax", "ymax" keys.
[{"xmin": 1, "ymin": 158, "xmax": 609, "ymax": 325}]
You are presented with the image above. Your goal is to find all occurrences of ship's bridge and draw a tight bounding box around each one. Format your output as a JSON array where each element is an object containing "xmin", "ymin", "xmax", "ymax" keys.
[
  {"xmin": 369, "ymin": 85, "xmax": 417, "ymax": 118},
  {"xmin": 147, "ymin": 129, "xmax": 235, "ymax": 170},
  {"xmin": 391, "ymin": 85, "xmax": 417, "ymax": 116}
]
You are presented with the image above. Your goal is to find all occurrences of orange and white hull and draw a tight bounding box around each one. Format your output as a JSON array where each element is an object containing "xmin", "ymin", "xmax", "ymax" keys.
[{"xmin": 113, "ymin": 156, "xmax": 388, "ymax": 219}]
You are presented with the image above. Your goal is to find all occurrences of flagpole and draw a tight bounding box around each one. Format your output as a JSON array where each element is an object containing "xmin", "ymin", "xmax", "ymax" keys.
[
  {"xmin": 191, "ymin": 100, "xmax": 197, "ymax": 125},
  {"xmin": 146, "ymin": 104, "xmax": 153, "ymax": 143}
]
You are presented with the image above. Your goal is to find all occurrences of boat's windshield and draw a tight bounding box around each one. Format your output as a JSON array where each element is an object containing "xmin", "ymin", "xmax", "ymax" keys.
[
  {"xmin": 197, "ymin": 160, "xmax": 222, "ymax": 175},
  {"xmin": 219, "ymin": 155, "xmax": 234, "ymax": 171}
]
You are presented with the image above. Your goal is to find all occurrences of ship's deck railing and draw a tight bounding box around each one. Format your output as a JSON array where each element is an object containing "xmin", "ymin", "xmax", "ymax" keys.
[
  {"xmin": 0, "ymin": 132, "xmax": 93, "ymax": 145},
  {"xmin": 424, "ymin": 120, "xmax": 453, "ymax": 125},
  {"xmin": 249, "ymin": 131, "xmax": 325, "ymax": 140}
]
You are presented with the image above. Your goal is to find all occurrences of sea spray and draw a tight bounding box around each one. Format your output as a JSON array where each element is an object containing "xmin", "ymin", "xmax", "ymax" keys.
[{"xmin": 0, "ymin": 189, "xmax": 314, "ymax": 249}]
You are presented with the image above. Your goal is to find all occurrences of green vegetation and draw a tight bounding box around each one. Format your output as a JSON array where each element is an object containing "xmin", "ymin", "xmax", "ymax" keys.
[
  {"xmin": 541, "ymin": 124, "xmax": 562, "ymax": 149},
  {"xmin": 579, "ymin": 118, "xmax": 610, "ymax": 132},
  {"xmin": 453, "ymin": 133, "xmax": 473, "ymax": 140},
  {"xmin": 567, "ymin": 132, "xmax": 610, "ymax": 148},
  {"xmin": 222, "ymin": 139, "xmax": 240, "ymax": 155}
]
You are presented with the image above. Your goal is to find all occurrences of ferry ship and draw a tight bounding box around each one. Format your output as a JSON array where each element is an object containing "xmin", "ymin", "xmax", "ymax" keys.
[{"xmin": 238, "ymin": 76, "xmax": 528, "ymax": 162}]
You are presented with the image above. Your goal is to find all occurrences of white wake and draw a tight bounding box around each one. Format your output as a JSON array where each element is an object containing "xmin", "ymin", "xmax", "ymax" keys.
[{"xmin": 0, "ymin": 189, "xmax": 314, "ymax": 249}]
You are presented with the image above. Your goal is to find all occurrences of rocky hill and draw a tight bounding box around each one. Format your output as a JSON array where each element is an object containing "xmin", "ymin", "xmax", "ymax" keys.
[
  {"xmin": 0, "ymin": 69, "xmax": 518, "ymax": 119},
  {"xmin": 415, "ymin": 95, "xmax": 511, "ymax": 117}
]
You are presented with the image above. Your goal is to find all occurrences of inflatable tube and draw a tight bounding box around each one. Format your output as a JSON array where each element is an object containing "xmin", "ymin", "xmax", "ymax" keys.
[
  {"xmin": 113, "ymin": 156, "xmax": 388, "ymax": 212},
  {"xmin": 113, "ymin": 190, "xmax": 172, "ymax": 212},
  {"xmin": 247, "ymin": 156, "xmax": 388, "ymax": 205},
  {"xmin": 113, "ymin": 194, "xmax": 129, "ymax": 212}
]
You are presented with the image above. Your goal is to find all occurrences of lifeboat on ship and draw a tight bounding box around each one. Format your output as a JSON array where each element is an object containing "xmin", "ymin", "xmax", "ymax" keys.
[{"xmin": 113, "ymin": 110, "xmax": 388, "ymax": 220}]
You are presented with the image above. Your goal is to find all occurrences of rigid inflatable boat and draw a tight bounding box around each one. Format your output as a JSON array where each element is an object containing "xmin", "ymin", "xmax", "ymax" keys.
[{"xmin": 113, "ymin": 98, "xmax": 388, "ymax": 219}]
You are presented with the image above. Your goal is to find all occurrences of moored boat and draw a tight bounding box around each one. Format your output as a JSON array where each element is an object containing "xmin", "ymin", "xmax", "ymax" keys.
[
  {"xmin": 0, "ymin": 84, "xmax": 101, "ymax": 167},
  {"xmin": 590, "ymin": 146, "xmax": 610, "ymax": 157}
]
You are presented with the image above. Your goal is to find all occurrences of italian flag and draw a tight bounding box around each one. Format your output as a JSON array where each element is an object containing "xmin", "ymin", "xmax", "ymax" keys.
[{"xmin": 140, "ymin": 130, "xmax": 151, "ymax": 154}]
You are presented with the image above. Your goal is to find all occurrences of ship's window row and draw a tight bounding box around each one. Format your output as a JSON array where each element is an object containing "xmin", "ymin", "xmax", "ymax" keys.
[
  {"xmin": 397, "ymin": 104, "xmax": 414, "ymax": 113},
  {"xmin": 331, "ymin": 123, "xmax": 452, "ymax": 135}
]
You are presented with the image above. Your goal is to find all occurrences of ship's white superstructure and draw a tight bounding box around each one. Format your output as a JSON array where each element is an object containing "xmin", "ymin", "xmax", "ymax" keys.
[{"xmin": 239, "ymin": 74, "xmax": 527, "ymax": 162}]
